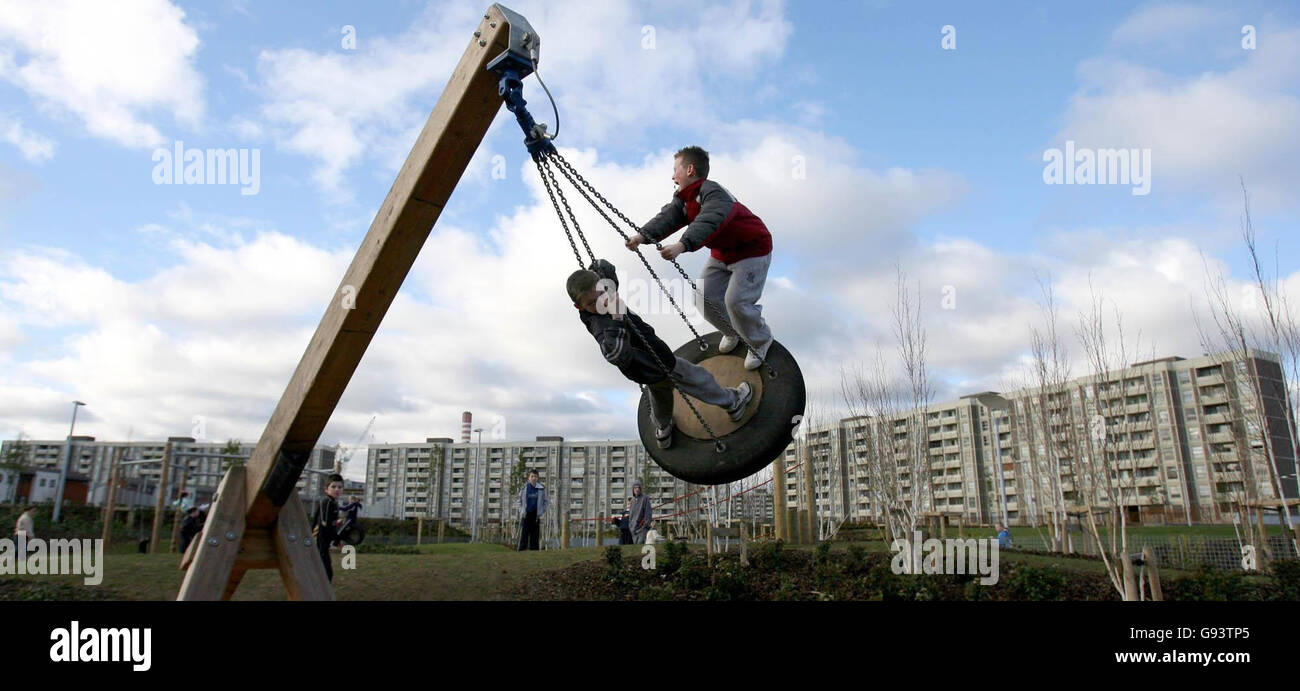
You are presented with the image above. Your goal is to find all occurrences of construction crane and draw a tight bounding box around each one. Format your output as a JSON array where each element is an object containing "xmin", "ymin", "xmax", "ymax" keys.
[{"xmin": 336, "ymin": 415, "xmax": 375, "ymax": 476}]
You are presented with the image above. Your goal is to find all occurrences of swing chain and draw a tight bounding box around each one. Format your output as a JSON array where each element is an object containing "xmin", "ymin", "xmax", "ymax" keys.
[
  {"xmin": 539, "ymin": 156, "xmax": 596, "ymax": 264},
  {"xmin": 550, "ymin": 151, "xmax": 776, "ymax": 378},
  {"xmin": 545, "ymin": 152, "xmax": 707, "ymax": 351},
  {"xmin": 540, "ymin": 182, "xmax": 724, "ymax": 452},
  {"xmin": 535, "ymin": 157, "xmax": 586, "ymax": 267}
]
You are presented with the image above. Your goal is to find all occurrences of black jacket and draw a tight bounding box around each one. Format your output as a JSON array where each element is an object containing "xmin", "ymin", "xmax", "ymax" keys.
[
  {"xmin": 579, "ymin": 309, "xmax": 676, "ymax": 385},
  {"xmin": 312, "ymin": 496, "xmax": 340, "ymax": 544},
  {"xmin": 179, "ymin": 515, "xmax": 203, "ymax": 552}
]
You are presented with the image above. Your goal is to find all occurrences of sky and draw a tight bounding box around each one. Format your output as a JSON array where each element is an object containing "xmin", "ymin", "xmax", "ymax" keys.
[{"xmin": 1, "ymin": 0, "xmax": 1297, "ymax": 481}]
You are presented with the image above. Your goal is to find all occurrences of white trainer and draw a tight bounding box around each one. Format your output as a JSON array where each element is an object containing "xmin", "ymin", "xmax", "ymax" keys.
[
  {"xmin": 744, "ymin": 345, "xmax": 770, "ymax": 371},
  {"xmin": 728, "ymin": 382, "xmax": 754, "ymax": 422},
  {"xmin": 655, "ymin": 421, "xmax": 674, "ymax": 449},
  {"xmin": 718, "ymin": 333, "xmax": 739, "ymax": 354}
]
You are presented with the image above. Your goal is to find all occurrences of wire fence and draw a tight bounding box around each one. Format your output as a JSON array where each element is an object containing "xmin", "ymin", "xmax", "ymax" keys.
[{"xmin": 1006, "ymin": 531, "xmax": 1299, "ymax": 571}]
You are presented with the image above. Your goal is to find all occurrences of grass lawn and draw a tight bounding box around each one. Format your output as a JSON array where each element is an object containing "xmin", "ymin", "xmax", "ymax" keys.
[{"xmin": 3, "ymin": 543, "xmax": 615, "ymax": 600}]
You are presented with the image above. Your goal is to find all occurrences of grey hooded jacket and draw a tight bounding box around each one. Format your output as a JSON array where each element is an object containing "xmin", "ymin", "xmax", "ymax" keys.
[{"xmin": 517, "ymin": 481, "xmax": 548, "ymax": 517}]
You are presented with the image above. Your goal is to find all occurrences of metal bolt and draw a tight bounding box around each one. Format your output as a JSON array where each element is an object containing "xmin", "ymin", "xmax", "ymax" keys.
[
  {"xmin": 490, "ymin": 22, "xmax": 496, "ymax": 28},
  {"xmin": 287, "ymin": 533, "xmax": 298, "ymax": 543},
  {"xmin": 208, "ymin": 538, "xmax": 218, "ymax": 546},
  {"xmin": 304, "ymin": 537, "xmax": 314, "ymax": 547},
  {"xmin": 478, "ymin": 40, "xmax": 486, "ymax": 47},
  {"xmin": 224, "ymin": 531, "xmax": 236, "ymax": 541},
  {"xmin": 473, "ymin": 30, "xmax": 481, "ymax": 38}
]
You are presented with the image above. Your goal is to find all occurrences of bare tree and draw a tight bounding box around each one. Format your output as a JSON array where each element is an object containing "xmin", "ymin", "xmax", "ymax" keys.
[
  {"xmin": 839, "ymin": 266, "xmax": 934, "ymax": 546},
  {"xmin": 1193, "ymin": 181, "xmax": 1300, "ymax": 560},
  {"xmin": 1075, "ymin": 277, "xmax": 1146, "ymax": 600},
  {"xmin": 841, "ymin": 353, "xmax": 909, "ymax": 541},
  {"xmin": 1018, "ymin": 272, "xmax": 1075, "ymax": 553}
]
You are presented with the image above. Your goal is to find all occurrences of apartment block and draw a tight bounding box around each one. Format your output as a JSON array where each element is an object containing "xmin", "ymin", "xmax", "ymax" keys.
[
  {"xmin": 0, "ymin": 436, "xmax": 336, "ymax": 508},
  {"xmin": 364, "ymin": 436, "xmax": 723, "ymax": 529},
  {"xmin": 781, "ymin": 349, "xmax": 1299, "ymax": 526}
]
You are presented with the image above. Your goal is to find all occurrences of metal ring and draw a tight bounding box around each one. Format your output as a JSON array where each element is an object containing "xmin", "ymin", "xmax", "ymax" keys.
[
  {"xmin": 766, "ymin": 366, "xmax": 779, "ymax": 380},
  {"xmin": 714, "ymin": 441, "xmax": 727, "ymax": 453},
  {"xmin": 698, "ymin": 340, "xmax": 709, "ymax": 352}
]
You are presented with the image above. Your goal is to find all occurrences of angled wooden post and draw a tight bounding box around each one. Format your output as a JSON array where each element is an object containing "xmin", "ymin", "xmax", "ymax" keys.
[
  {"xmin": 101, "ymin": 460, "xmax": 120, "ymax": 548},
  {"xmin": 150, "ymin": 441, "xmax": 172, "ymax": 554},
  {"xmin": 178, "ymin": 4, "xmax": 522, "ymax": 600},
  {"xmin": 169, "ymin": 467, "xmax": 188, "ymax": 552}
]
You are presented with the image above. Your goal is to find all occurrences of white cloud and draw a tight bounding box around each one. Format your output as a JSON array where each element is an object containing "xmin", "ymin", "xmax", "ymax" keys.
[
  {"xmin": 0, "ymin": 0, "xmax": 204, "ymax": 148},
  {"xmin": 1054, "ymin": 11, "xmax": 1300, "ymax": 208},
  {"xmin": 0, "ymin": 114, "xmax": 55, "ymax": 162},
  {"xmin": 1110, "ymin": 5, "xmax": 1232, "ymax": 49},
  {"xmin": 250, "ymin": 0, "xmax": 792, "ymax": 196}
]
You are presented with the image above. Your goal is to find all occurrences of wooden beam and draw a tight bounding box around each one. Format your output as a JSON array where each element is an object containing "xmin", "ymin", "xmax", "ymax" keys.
[
  {"xmin": 169, "ymin": 467, "xmax": 188, "ymax": 553},
  {"xmin": 274, "ymin": 493, "xmax": 334, "ymax": 601},
  {"xmin": 100, "ymin": 461, "xmax": 119, "ymax": 548},
  {"xmin": 241, "ymin": 7, "xmax": 514, "ymax": 527},
  {"xmin": 149, "ymin": 441, "xmax": 172, "ymax": 553},
  {"xmin": 176, "ymin": 466, "xmax": 248, "ymax": 600}
]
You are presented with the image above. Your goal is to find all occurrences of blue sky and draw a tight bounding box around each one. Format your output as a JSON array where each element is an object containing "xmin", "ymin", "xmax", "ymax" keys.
[{"xmin": 2, "ymin": 1, "xmax": 1298, "ymax": 477}]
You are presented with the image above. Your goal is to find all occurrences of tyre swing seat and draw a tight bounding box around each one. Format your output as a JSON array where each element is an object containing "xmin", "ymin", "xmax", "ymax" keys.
[{"xmin": 636, "ymin": 332, "xmax": 806, "ymax": 485}]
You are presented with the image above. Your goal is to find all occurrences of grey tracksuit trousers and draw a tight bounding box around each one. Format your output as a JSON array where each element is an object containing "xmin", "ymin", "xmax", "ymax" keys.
[{"xmin": 697, "ymin": 253, "xmax": 773, "ymax": 354}]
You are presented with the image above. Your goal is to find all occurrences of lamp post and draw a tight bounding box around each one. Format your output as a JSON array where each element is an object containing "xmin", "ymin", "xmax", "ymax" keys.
[
  {"xmin": 472, "ymin": 427, "xmax": 483, "ymax": 541},
  {"xmin": 53, "ymin": 400, "xmax": 87, "ymax": 523}
]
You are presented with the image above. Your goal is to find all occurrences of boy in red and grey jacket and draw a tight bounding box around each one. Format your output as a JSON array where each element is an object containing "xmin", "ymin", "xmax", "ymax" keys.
[{"xmin": 626, "ymin": 146, "xmax": 774, "ymax": 370}]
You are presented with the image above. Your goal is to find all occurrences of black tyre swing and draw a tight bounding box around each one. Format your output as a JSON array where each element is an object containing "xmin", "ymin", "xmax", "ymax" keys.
[
  {"xmin": 493, "ymin": 46, "xmax": 805, "ymax": 485},
  {"xmin": 635, "ymin": 332, "xmax": 805, "ymax": 485}
]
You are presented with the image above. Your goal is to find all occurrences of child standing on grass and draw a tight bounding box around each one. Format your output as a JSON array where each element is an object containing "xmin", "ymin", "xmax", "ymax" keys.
[{"xmin": 311, "ymin": 473, "xmax": 345, "ymax": 581}]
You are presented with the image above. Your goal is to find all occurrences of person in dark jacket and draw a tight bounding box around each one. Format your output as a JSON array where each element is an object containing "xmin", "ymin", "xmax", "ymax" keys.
[
  {"xmin": 567, "ymin": 265, "xmax": 753, "ymax": 450},
  {"xmin": 614, "ymin": 497, "xmax": 634, "ymax": 545},
  {"xmin": 626, "ymin": 146, "xmax": 775, "ymax": 371},
  {"xmin": 311, "ymin": 473, "xmax": 345, "ymax": 581},
  {"xmin": 628, "ymin": 481, "xmax": 654, "ymax": 544},
  {"xmin": 516, "ymin": 470, "xmax": 547, "ymax": 551},
  {"xmin": 178, "ymin": 506, "xmax": 203, "ymax": 555}
]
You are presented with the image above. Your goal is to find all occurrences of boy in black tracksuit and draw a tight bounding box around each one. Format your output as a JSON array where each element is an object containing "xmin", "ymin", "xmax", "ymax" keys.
[
  {"xmin": 566, "ymin": 262, "xmax": 753, "ymax": 449},
  {"xmin": 311, "ymin": 473, "xmax": 345, "ymax": 581}
]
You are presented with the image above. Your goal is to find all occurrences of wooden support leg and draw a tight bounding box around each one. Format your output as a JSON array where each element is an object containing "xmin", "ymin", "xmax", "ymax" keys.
[
  {"xmin": 274, "ymin": 493, "xmax": 334, "ymax": 601},
  {"xmin": 177, "ymin": 466, "xmax": 248, "ymax": 600},
  {"xmin": 177, "ymin": 466, "xmax": 334, "ymax": 600}
]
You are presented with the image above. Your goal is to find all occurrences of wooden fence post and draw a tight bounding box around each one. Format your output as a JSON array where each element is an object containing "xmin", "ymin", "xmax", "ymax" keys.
[{"xmin": 1143, "ymin": 545, "xmax": 1162, "ymax": 601}]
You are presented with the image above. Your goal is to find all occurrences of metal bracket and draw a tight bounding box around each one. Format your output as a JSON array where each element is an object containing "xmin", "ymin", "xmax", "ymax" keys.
[{"xmin": 486, "ymin": 4, "xmax": 540, "ymax": 78}]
